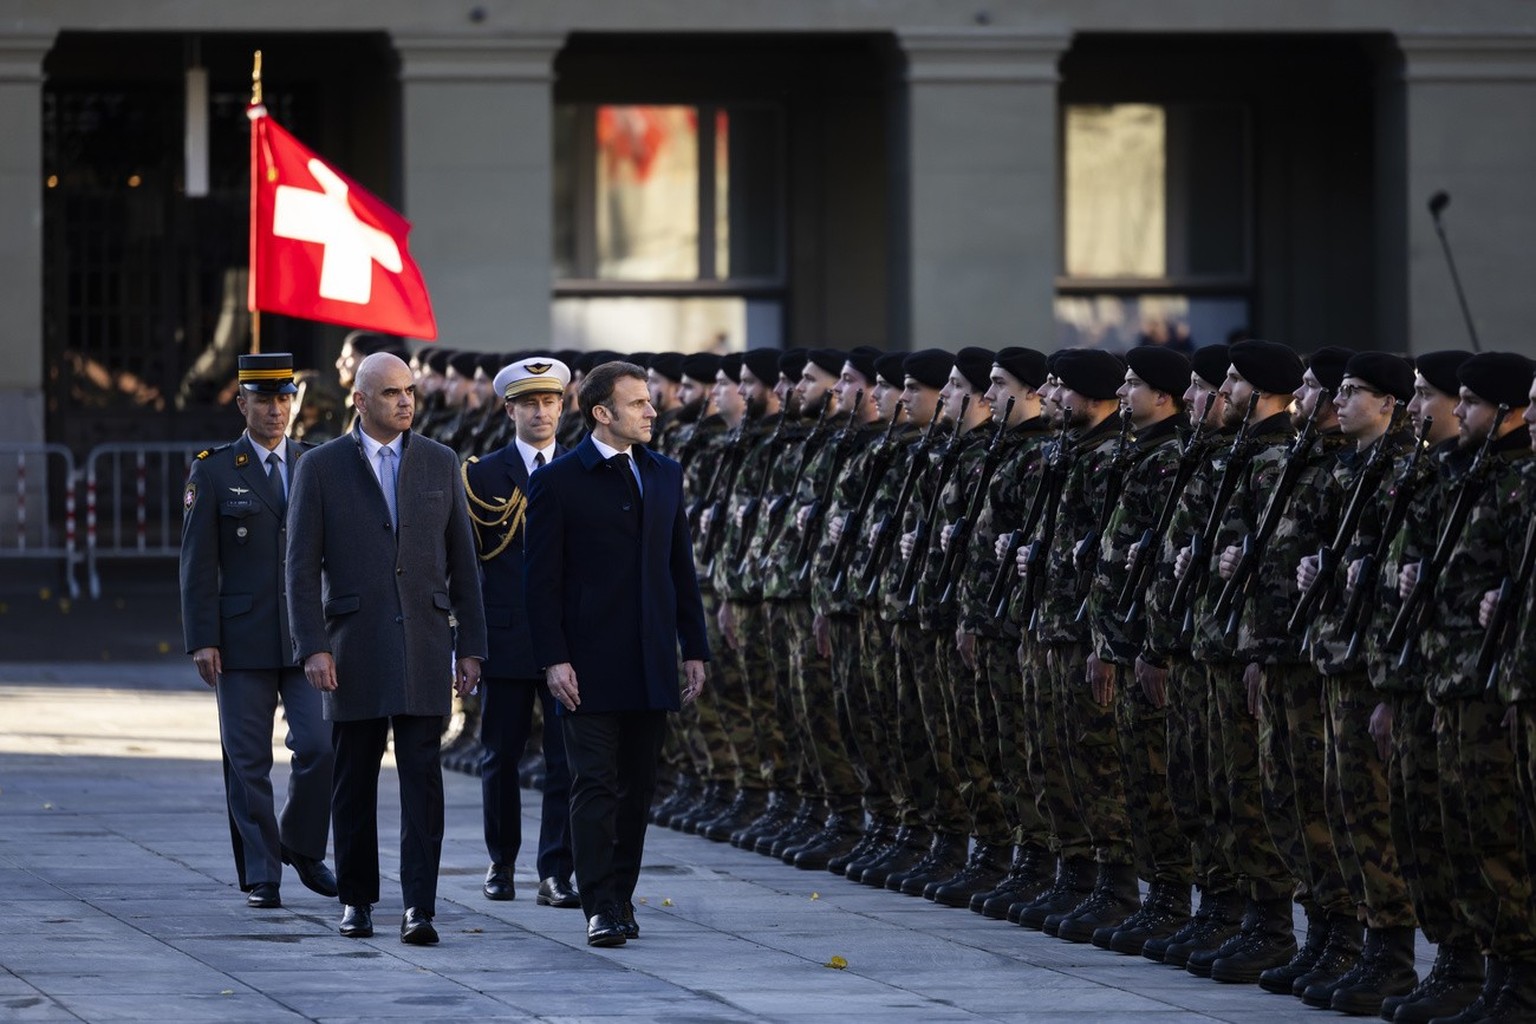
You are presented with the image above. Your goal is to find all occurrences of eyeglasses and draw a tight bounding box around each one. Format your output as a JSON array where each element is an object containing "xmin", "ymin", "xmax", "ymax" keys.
[{"xmin": 1336, "ymin": 384, "xmax": 1385, "ymax": 400}]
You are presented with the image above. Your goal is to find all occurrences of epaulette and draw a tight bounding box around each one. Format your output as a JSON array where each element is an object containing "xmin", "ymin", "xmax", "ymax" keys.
[{"xmin": 195, "ymin": 442, "xmax": 234, "ymax": 460}]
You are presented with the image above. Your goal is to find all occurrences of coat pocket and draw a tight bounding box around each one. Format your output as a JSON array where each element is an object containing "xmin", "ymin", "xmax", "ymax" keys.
[
  {"xmin": 324, "ymin": 594, "xmax": 361, "ymax": 617},
  {"xmin": 432, "ymin": 591, "xmax": 452, "ymax": 611},
  {"xmin": 219, "ymin": 593, "xmax": 253, "ymax": 618}
]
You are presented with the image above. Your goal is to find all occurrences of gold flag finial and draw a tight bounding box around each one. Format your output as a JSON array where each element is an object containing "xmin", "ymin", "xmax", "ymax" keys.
[{"xmin": 251, "ymin": 50, "xmax": 263, "ymax": 107}]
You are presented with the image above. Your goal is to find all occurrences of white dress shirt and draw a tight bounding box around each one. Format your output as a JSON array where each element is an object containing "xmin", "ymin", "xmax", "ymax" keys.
[
  {"xmin": 590, "ymin": 436, "xmax": 643, "ymax": 496},
  {"xmin": 514, "ymin": 436, "xmax": 556, "ymax": 477}
]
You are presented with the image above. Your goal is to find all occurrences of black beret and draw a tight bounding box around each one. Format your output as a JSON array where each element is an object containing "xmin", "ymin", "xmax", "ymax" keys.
[
  {"xmin": 778, "ymin": 347, "xmax": 809, "ymax": 382},
  {"xmin": 742, "ymin": 348, "xmax": 782, "ymax": 386},
  {"xmin": 447, "ymin": 351, "xmax": 481, "ymax": 378},
  {"xmin": 649, "ymin": 352, "xmax": 685, "ymax": 383},
  {"xmin": 1458, "ymin": 352, "xmax": 1535, "ymax": 408},
  {"xmin": 807, "ymin": 348, "xmax": 847, "ymax": 378},
  {"xmin": 627, "ymin": 351, "xmax": 654, "ymax": 369},
  {"xmin": 845, "ymin": 346, "xmax": 881, "ymax": 386},
  {"xmin": 1190, "ymin": 344, "xmax": 1230, "ymax": 389},
  {"xmin": 1413, "ymin": 349, "xmax": 1474, "ymax": 398},
  {"xmin": 1306, "ymin": 346, "xmax": 1356, "ymax": 393},
  {"xmin": 1053, "ymin": 348, "xmax": 1126, "ymax": 401},
  {"xmin": 903, "ymin": 348, "xmax": 953, "ymax": 390},
  {"xmin": 577, "ymin": 350, "xmax": 621, "ymax": 375},
  {"xmin": 993, "ymin": 347, "xmax": 1048, "ymax": 390},
  {"xmin": 556, "ymin": 349, "xmax": 582, "ymax": 368},
  {"xmin": 1045, "ymin": 349, "xmax": 1066, "ymax": 374},
  {"xmin": 681, "ymin": 352, "xmax": 722, "ymax": 383},
  {"xmin": 953, "ymin": 347, "xmax": 995, "ymax": 392},
  {"xmin": 423, "ymin": 347, "xmax": 452, "ymax": 374},
  {"xmin": 874, "ymin": 352, "xmax": 907, "ymax": 387},
  {"xmin": 720, "ymin": 351, "xmax": 744, "ymax": 384},
  {"xmin": 1126, "ymin": 346, "xmax": 1192, "ymax": 396},
  {"xmin": 342, "ymin": 331, "xmax": 391, "ymax": 357},
  {"xmin": 476, "ymin": 352, "xmax": 505, "ymax": 378},
  {"xmin": 1229, "ymin": 340, "xmax": 1304, "ymax": 395},
  {"xmin": 1343, "ymin": 352, "xmax": 1415, "ymax": 403}
]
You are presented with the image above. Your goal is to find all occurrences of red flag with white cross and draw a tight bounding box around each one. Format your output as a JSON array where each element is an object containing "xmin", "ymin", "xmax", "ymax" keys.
[{"xmin": 248, "ymin": 106, "xmax": 438, "ymax": 339}]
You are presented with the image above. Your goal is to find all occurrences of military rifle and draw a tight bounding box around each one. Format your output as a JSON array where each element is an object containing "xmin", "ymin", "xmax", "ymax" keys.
[
  {"xmin": 1213, "ymin": 389, "xmax": 1329, "ymax": 642},
  {"xmin": 827, "ymin": 402, "xmax": 907, "ymax": 596},
  {"xmin": 1384, "ymin": 405, "xmax": 1509, "ymax": 668},
  {"xmin": 688, "ymin": 415, "xmax": 746, "ymax": 531},
  {"xmin": 793, "ymin": 391, "xmax": 868, "ymax": 584},
  {"xmin": 1073, "ymin": 407, "xmax": 1135, "ymax": 622},
  {"xmin": 698, "ymin": 416, "xmax": 757, "ymax": 561},
  {"xmin": 987, "ymin": 407, "xmax": 1072, "ymax": 621},
  {"xmin": 1118, "ymin": 391, "xmax": 1213, "ymax": 623},
  {"xmin": 896, "ymin": 395, "xmax": 974, "ymax": 604},
  {"xmin": 1169, "ymin": 394, "xmax": 1259, "ymax": 637},
  {"xmin": 1289, "ymin": 411, "xmax": 1420, "ymax": 638},
  {"xmin": 935, "ymin": 397, "xmax": 1016, "ymax": 608},
  {"xmin": 1480, "ymin": 507, "xmax": 1536, "ymax": 689},
  {"xmin": 735, "ymin": 404, "xmax": 816, "ymax": 565},
  {"xmin": 859, "ymin": 397, "xmax": 949, "ymax": 599},
  {"xmin": 1340, "ymin": 417, "xmax": 1434, "ymax": 660}
]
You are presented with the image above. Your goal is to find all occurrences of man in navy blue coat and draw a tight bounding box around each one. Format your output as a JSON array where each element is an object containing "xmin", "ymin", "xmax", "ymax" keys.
[
  {"xmin": 464, "ymin": 356, "xmax": 577, "ymax": 908},
  {"xmin": 524, "ymin": 360, "xmax": 710, "ymax": 947}
]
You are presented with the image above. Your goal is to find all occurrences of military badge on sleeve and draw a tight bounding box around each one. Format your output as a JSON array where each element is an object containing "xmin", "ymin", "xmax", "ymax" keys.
[{"xmin": 184, "ymin": 482, "xmax": 197, "ymax": 510}]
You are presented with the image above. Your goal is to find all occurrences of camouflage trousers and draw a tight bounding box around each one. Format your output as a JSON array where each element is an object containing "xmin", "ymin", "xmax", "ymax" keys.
[
  {"xmin": 1165, "ymin": 656, "xmax": 1240, "ymax": 894},
  {"xmin": 693, "ymin": 592, "xmax": 750, "ymax": 788},
  {"xmin": 1208, "ymin": 661, "xmax": 1292, "ymax": 902},
  {"xmin": 1116, "ymin": 659, "xmax": 1194, "ymax": 886},
  {"xmin": 859, "ymin": 612, "xmax": 917, "ymax": 826},
  {"xmin": 1264, "ymin": 664, "xmax": 1350, "ymax": 915},
  {"xmin": 1435, "ymin": 691, "xmax": 1536, "ymax": 962},
  {"xmin": 786, "ymin": 600, "xmax": 862, "ymax": 815},
  {"xmin": 895, "ymin": 621, "xmax": 966, "ymax": 834},
  {"xmin": 979, "ymin": 634, "xmax": 1051, "ymax": 852},
  {"xmin": 727, "ymin": 600, "xmax": 786, "ymax": 792},
  {"xmin": 1046, "ymin": 643, "xmax": 1132, "ymax": 866},
  {"xmin": 764, "ymin": 601, "xmax": 814, "ymax": 797},
  {"xmin": 1516, "ymin": 704, "xmax": 1536, "ymax": 930},
  {"xmin": 826, "ymin": 611, "xmax": 896, "ymax": 819},
  {"xmin": 934, "ymin": 631, "xmax": 1011, "ymax": 846},
  {"xmin": 1323, "ymin": 671, "xmax": 1413, "ymax": 928},
  {"xmin": 1020, "ymin": 637, "xmax": 1091, "ymax": 860},
  {"xmin": 1390, "ymin": 691, "xmax": 1471, "ymax": 946}
]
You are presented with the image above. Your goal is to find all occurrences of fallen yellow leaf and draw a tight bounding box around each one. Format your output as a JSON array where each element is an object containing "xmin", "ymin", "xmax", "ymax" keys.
[
  {"xmin": 637, "ymin": 897, "xmax": 649, "ymax": 905},
  {"xmin": 219, "ymin": 990, "xmax": 234, "ymax": 996},
  {"xmin": 825, "ymin": 955, "xmax": 848, "ymax": 970},
  {"xmin": 810, "ymin": 892, "xmax": 820, "ymax": 901},
  {"xmin": 661, "ymin": 898, "xmax": 674, "ymax": 907},
  {"xmin": 42, "ymin": 802, "xmax": 53, "ymax": 810},
  {"xmin": 156, "ymin": 641, "xmax": 171, "ymax": 654}
]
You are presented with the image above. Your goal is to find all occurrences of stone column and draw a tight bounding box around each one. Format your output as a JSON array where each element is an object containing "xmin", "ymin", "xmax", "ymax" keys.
[
  {"xmin": 394, "ymin": 35, "xmax": 564, "ymax": 352},
  {"xmin": 0, "ymin": 36, "xmax": 52, "ymax": 443},
  {"xmin": 1399, "ymin": 35, "xmax": 1536, "ymax": 358},
  {"xmin": 894, "ymin": 30, "xmax": 1069, "ymax": 350}
]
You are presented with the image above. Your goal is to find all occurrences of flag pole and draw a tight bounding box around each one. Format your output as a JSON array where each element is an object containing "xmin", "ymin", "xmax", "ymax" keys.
[{"xmin": 249, "ymin": 50, "xmax": 263, "ymax": 354}]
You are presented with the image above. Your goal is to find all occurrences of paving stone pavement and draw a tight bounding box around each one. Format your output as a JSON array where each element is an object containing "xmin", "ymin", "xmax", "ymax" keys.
[{"xmin": 0, "ymin": 662, "xmax": 1422, "ymax": 1022}]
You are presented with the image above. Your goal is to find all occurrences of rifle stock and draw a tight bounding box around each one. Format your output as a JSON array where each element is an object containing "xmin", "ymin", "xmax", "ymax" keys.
[
  {"xmin": 827, "ymin": 403, "xmax": 906, "ymax": 596},
  {"xmin": 936, "ymin": 397, "xmax": 1016, "ymax": 608},
  {"xmin": 1169, "ymin": 395, "xmax": 1259, "ymax": 629},
  {"xmin": 897, "ymin": 396, "xmax": 973, "ymax": 603},
  {"xmin": 860, "ymin": 398, "xmax": 948, "ymax": 599}
]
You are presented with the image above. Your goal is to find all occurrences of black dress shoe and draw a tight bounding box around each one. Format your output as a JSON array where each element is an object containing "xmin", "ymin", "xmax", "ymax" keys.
[
  {"xmin": 401, "ymin": 907, "xmax": 439, "ymax": 945},
  {"xmin": 483, "ymin": 864, "xmax": 515, "ymax": 901},
  {"xmin": 586, "ymin": 909, "xmax": 627, "ymax": 947},
  {"xmin": 280, "ymin": 845, "xmax": 339, "ymax": 898},
  {"xmin": 617, "ymin": 902, "xmax": 639, "ymax": 940},
  {"xmin": 246, "ymin": 882, "xmax": 281, "ymax": 908},
  {"xmin": 339, "ymin": 904, "xmax": 373, "ymax": 938},
  {"xmin": 535, "ymin": 877, "xmax": 581, "ymax": 908}
]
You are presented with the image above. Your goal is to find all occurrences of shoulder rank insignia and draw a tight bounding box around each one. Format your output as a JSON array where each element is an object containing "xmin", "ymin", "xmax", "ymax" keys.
[
  {"xmin": 234, "ymin": 451, "xmax": 249, "ymax": 467},
  {"xmin": 184, "ymin": 482, "xmax": 196, "ymax": 510},
  {"xmin": 195, "ymin": 449, "xmax": 210, "ymax": 460}
]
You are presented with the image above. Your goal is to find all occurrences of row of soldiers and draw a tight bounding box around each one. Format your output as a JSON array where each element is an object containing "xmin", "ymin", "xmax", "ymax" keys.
[{"xmin": 623, "ymin": 340, "xmax": 1536, "ymax": 1024}]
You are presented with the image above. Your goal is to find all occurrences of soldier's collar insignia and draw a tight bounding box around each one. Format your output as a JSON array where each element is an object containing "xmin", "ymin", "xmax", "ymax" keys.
[{"xmin": 235, "ymin": 452, "xmax": 249, "ymax": 467}]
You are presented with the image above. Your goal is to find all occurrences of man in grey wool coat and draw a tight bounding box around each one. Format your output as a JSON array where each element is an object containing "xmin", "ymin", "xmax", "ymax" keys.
[{"xmin": 287, "ymin": 351, "xmax": 487, "ymax": 946}]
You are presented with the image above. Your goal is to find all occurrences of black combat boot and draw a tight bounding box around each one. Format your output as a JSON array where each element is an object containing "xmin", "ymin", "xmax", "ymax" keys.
[
  {"xmin": 650, "ymin": 773, "xmax": 697, "ymax": 826},
  {"xmin": 928, "ymin": 841, "xmax": 1009, "ymax": 907},
  {"xmin": 1017, "ymin": 857, "xmax": 1096, "ymax": 931},
  {"xmin": 1291, "ymin": 913, "xmax": 1363, "ymax": 997},
  {"xmin": 1258, "ymin": 902, "xmax": 1329, "ymax": 994},
  {"xmin": 763, "ymin": 800, "xmax": 821, "ymax": 857},
  {"xmin": 1423, "ymin": 957, "xmax": 1504, "ymax": 1024},
  {"xmin": 855, "ymin": 826, "xmax": 929, "ymax": 887},
  {"xmin": 896, "ymin": 832, "xmax": 967, "ymax": 896},
  {"xmin": 1385, "ymin": 941, "xmax": 1483, "ymax": 1023},
  {"xmin": 1470, "ymin": 958, "xmax": 1536, "ymax": 1023},
  {"xmin": 752, "ymin": 797, "xmax": 812, "ymax": 854},
  {"xmin": 699, "ymin": 788, "xmax": 767, "ymax": 842},
  {"xmin": 1330, "ymin": 925, "xmax": 1417, "ymax": 1015},
  {"xmin": 1304, "ymin": 920, "xmax": 1378, "ymax": 1007},
  {"xmin": 672, "ymin": 781, "xmax": 728, "ymax": 833},
  {"xmin": 1208, "ymin": 897, "xmax": 1297, "ymax": 983},
  {"xmin": 731, "ymin": 789, "xmax": 789, "ymax": 848},
  {"xmin": 1158, "ymin": 888, "xmax": 1244, "ymax": 968},
  {"xmin": 829, "ymin": 816, "xmax": 892, "ymax": 877},
  {"xmin": 981, "ymin": 845, "xmax": 1052, "ymax": 919},
  {"xmin": 1054, "ymin": 862, "xmax": 1142, "ymax": 943},
  {"xmin": 1100, "ymin": 879, "xmax": 1192, "ymax": 955},
  {"xmin": 789, "ymin": 811, "xmax": 864, "ymax": 870}
]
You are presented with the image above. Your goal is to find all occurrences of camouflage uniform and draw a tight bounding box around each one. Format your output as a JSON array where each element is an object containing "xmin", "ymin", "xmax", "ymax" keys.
[
  {"xmin": 959, "ymin": 419, "xmax": 1054, "ymax": 854},
  {"xmin": 1498, "ymin": 465, "xmax": 1536, "ymax": 940},
  {"xmin": 1299, "ymin": 428, "xmax": 1416, "ymax": 929},
  {"xmin": 1033, "ymin": 413, "xmax": 1130, "ymax": 866},
  {"xmin": 1414, "ymin": 431, "xmax": 1536, "ymax": 966},
  {"xmin": 1087, "ymin": 414, "xmax": 1191, "ymax": 886}
]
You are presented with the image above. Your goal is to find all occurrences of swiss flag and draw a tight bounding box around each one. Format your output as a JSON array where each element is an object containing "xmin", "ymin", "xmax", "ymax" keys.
[{"xmin": 248, "ymin": 107, "xmax": 437, "ymax": 339}]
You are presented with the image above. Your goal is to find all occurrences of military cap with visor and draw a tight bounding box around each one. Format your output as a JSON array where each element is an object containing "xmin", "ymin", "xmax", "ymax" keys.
[{"xmin": 238, "ymin": 352, "xmax": 299, "ymax": 395}]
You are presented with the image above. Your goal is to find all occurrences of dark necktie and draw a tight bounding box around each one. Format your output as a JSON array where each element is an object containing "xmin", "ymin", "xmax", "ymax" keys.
[
  {"xmin": 613, "ymin": 452, "xmax": 642, "ymax": 509},
  {"xmin": 265, "ymin": 451, "xmax": 287, "ymax": 511},
  {"xmin": 534, "ymin": 451, "xmax": 546, "ymax": 469}
]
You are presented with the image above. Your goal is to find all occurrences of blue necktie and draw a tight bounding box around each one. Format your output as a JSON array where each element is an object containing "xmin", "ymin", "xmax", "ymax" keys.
[
  {"xmin": 265, "ymin": 451, "xmax": 286, "ymax": 508},
  {"xmin": 378, "ymin": 446, "xmax": 398, "ymax": 530}
]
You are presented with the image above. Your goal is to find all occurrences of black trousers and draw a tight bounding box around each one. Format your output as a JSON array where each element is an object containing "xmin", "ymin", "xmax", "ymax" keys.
[
  {"xmin": 331, "ymin": 714, "xmax": 444, "ymax": 916},
  {"xmin": 480, "ymin": 676, "xmax": 573, "ymax": 881},
  {"xmin": 561, "ymin": 710, "xmax": 667, "ymax": 918}
]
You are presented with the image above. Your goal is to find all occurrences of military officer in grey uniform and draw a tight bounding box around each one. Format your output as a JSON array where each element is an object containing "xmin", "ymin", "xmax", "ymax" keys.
[{"xmin": 180, "ymin": 352, "xmax": 337, "ymax": 909}]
